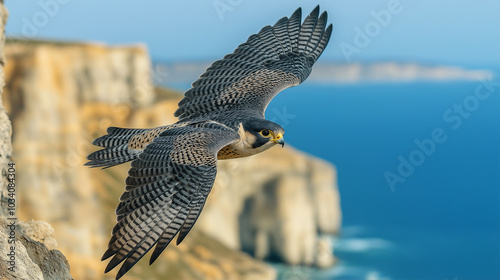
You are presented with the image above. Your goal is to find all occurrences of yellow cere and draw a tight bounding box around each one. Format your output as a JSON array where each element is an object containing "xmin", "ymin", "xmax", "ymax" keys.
[{"xmin": 273, "ymin": 132, "xmax": 283, "ymax": 141}]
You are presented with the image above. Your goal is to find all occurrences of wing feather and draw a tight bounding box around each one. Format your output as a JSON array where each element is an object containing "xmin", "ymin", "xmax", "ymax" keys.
[
  {"xmin": 312, "ymin": 23, "xmax": 333, "ymax": 61},
  {"xmin": 272, "ymin": 17, "xmax": 291, "ymax": 53},
  {"xmin": 104, "ymin": 195, "xmax": 172, "ymax": 270},
  {"xmin": 174, "ymin": 6, "xmax": 333, "ymax": 120},
  {"xmin": 148, "ymin": 205, "xmax": 190, "ymax": 264},
  {"xmin": 298, "ymin": 6, "xmax": 319, "ymax": 52},
  {"xmin": 308, "ymin": 11, "xmax": 328, "ymax": 53},
  {"xmin": 175, "ymin": 198, "xmax": 206, "ymax": 245},
  {"xmin": 255, "ymin": 26, "xmax": 282, "ymax": 58},
  {"xmin": 287, "ymin": 8, "xmax": 302, "ymax": 51},
  {"xmin": 101, "ymin": 123, "xmax": 238, "ymax": 279}
]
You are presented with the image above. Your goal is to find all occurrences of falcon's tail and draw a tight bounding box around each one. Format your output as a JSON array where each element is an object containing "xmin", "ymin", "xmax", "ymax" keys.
[{"xmin": 85, "ymin": 127, "xmax": 147, "ymax": 169}]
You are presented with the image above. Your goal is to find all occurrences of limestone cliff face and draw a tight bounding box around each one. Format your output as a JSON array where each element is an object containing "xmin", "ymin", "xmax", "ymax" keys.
[
  {"xmin": 3, "ymin": 40, "xmax": 155, "ymax": 279},
  {"xmin": 1, "ymin": 4, "xmax": 72, "ymax": 280},
  {"xmin": 2, "ymin": 39, "xmax": 341, "ymax": 279},
  {"xmin": 202, "ymin": 147, "xmax": 340, "ymax": 267}
]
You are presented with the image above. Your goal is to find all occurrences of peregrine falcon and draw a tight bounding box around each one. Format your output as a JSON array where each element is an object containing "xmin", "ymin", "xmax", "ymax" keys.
[{"xmin": 86, "ymin": 6, "xmax": 332, "ymax": 279}]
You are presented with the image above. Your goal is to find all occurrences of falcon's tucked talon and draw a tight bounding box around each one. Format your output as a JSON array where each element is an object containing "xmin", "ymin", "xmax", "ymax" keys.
[{"xmin": 86, "ymin": 5, "xmax": 333, "ymax": 280}]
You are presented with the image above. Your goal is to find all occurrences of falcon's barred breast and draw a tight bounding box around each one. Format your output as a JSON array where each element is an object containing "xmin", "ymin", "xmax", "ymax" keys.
[{"xmin": 86, "ymin": 6, "xmax": 333, "ymax": 279}]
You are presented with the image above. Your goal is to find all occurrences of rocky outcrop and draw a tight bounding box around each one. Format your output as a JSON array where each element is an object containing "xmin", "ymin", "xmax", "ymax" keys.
[
  {"xmin": 0, "ymin": 218, "xmax": 72, "ymax": 280},
  {"xmin": 2, "ymin": 39, "xmax": 341, "ymax": 279}
]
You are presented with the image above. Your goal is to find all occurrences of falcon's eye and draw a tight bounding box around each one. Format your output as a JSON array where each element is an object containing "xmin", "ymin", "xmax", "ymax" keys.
[{"xmin": 259, "ymin": 129, "xmax": 271, "ymax": 137}]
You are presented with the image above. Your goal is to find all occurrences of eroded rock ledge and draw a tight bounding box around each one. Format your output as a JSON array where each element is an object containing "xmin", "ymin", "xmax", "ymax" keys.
[{"xmin": 0, "ymin": 218, "xmax": 73, "ymax": 280}]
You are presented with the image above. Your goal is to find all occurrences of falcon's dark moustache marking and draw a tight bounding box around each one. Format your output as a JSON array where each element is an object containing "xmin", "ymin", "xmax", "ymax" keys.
[
  {"xmin": 86, "ymin": 5, "xmax": 333, "ymax": 279},
  {"xmin": 251, "ymin": 135, "xmax": 271, "ymax": 149}
]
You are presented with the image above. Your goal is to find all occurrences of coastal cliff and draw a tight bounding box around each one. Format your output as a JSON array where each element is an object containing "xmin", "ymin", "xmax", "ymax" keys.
[
  {"xmin": 204, "ymin": 147, "xmax": 340, "ymax": 266},
  {"xmin": 0, "ymin": 4, "xmax": 72, "ymax": 280},
  {"xmin": 2, "ymin": 39, "xmax": 341, "ymax": 279}
]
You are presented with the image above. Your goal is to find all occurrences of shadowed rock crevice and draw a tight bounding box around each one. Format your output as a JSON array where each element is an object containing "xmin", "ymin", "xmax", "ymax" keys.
[{"xmin": 238, "ymin": 177, "xmax": 280, "ymax": 260}]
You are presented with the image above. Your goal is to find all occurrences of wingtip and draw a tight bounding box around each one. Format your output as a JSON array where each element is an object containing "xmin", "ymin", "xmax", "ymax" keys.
[
  {"xmin": 176, "ymin": 232, "xmax": 188, "ymax": 246},
  {"xmin": 149, "ymin": 247, "xmax": 164, "ymax": 266},
  {"xmin": 149, "ymin": 237, "xmax": 174, "ymax": 265},
  {"xmin": 306, "ymin": 6, "xmax": 320, "ymax": 23},
  {"xmin": 115, "ymin": 269, "xmax": 125, "ymax": 280},
  {"xmin": 319, "ymin": 10, "xmax": 328, "ymax": 23},
  {"xmin": 149, "ymin": 254, "xmax": 159, "ymax": 266},
  {"xmin": 291, "ymin": 7, "xmax": 302, "ymax": 19},
  {"xmin": 311, "ymin": 5, "xmax": 320, "ymax": 16},
  {"xmin": 116, "ymin": 252, "xmax": 151, "ymax": 279},
  {"xmin": 323, "ymin": 24, "xmax": 334, "ymax": 47},
  {"xmin": 176, "ymin": 236, "xmax": 183, "ymax": 246},
  {"xmin": 105, "ymin": 252, "xmax": 131, "ymax": 276},
  {"xmin": 102, "ymin": 248, "xmax": 115, "ymax": 262},
  {"xmin": 115, "ymin": 263, "xmax": 133, "ymax": 280},
  {"xmin": 104, "ymin": 259, "xmax": 118, "ymax": 274},
  {"xmin": 326, "ymin": 23, "xmax": 334, "ymax": 34}
]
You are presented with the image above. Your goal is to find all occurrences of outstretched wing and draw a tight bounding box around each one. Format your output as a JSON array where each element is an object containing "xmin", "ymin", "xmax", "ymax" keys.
[
  {"xmin": 174, "ymin": 6, "xmax": 333, "ymax": 121},
  {"xmin": 101, "ymin": 122, "xmax": 238, "ymax": 279}
]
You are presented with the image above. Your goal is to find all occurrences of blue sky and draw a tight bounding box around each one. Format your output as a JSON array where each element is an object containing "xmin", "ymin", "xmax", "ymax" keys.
[{"xmin": 5, "ymin": 0, "xmax": 500, "ymax": 67}]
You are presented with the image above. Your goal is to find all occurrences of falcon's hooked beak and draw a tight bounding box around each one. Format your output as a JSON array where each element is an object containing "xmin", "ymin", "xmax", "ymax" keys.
[{"xmin": 272, "ymin": 132, "xmax": 285, "ymax": 148}]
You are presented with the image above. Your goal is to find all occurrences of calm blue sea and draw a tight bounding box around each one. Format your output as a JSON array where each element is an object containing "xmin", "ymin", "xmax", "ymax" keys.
[
  {"xmin": 266, "ymin": 79, "xmax": 500, "ymax": 280},
  {"xmin": 166, "ymin": 73, "xmax": 500, "ymax": 280}
]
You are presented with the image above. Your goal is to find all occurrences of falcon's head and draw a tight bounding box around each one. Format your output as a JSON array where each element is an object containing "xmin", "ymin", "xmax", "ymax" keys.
[{"xmin": 243, "ymin": 119, "xmax": 285, "ymax": 149}]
